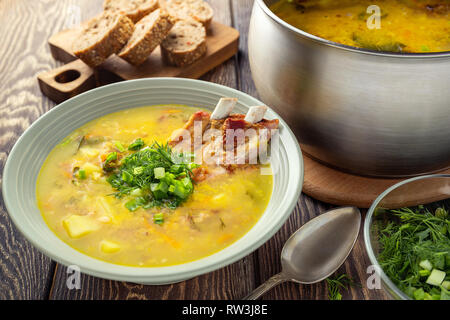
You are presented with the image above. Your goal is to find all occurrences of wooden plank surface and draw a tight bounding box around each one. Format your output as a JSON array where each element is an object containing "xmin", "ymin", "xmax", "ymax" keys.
[{"xmin": 0, "ymin": 0, "xmax": 390, "ymax": 300}]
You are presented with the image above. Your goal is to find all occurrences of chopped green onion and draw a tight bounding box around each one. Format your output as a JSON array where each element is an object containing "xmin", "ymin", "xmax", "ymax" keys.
[
  {"xmin": 125, "ymin": 196, "xmax": 147, "ymax": 212},
  {"xmin": 78, "ymin": 169, "xmax": 87, "ymax": 180},
  {"xmin": 419, "ymin": 260, "xmax": 433, "ymax": 271},
  {"xmin": 151, "ymin": 181, "xmax": 168, "ymax": 200},
  {"xmin": 114, "ymin": 141, "xmax": 125, "ymax": 152},
  {"xmin": 153, "ymin": 212, "xmax": 164, "ymax": 224},
  {"xmin": 128, "ymin": 138, "xmax": 145, "ymax": 151},
  {"xmin": 170, "ymin": 164, "xmax": 183, "ymax": 173},
  {"xmin": 154, "ymin": 167, "xmax": 165, "ymax": 179},
  {"xmin": 122, "ymin": 170, "xmax": 133, "ymax": 184},
  {"xmin": 125, "ymin": 199, "xmax": 139, "ymax": 212},
  {"xmin": 105, "ymin": 152, "xmax": 117, "ymax": 163},
  {"xmin": 442, "ymin": 281, "xmax": 450, "ymax": 290},
  {"xmin": 426, "ymin": 269, "xmax": 446, "ymax": 286},
  {"xmin": 419, "ymin": 269, "xmax": 431, "ymax": 277},
  {"xmin": 413, "ymin": 288, "xmax": 425, "ymax": 300},
  {"xmin": 172, "ymin": 182, "xmax": 188, "ymax": 199}
]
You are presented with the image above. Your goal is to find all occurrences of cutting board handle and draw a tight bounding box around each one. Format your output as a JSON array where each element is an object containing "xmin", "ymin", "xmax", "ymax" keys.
[{"xmin": 37, "ymin": 59, "xmax": 96, "ymax": 104}]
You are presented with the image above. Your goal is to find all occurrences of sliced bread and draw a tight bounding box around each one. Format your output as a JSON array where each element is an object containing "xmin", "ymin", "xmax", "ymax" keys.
[
  {"xmin": 118, "ymin": 9, "xmax": 176, "ymax": 65},
  {"xmin": 104, "ymin": 0, "xmax": 159, "ymax": 23},
  {"xmin": 160, "ymin": 19, "xmax": 207, "ymax": 67},
  {"xmin": 73, "ymin": 12, "xmax": 134, "ymax": 67},
  {"xmin": 162, "ymin": 0, "xmax": 213, "ymax": 28}
]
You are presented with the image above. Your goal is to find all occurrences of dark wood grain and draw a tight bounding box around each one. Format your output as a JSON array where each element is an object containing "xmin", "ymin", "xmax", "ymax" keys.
[
  {"xmin": 0, "ymin": 0, "xmax": 390, "ymax": 300},
  {"xmin": 0, "ymin": 0, "xmax": 105, "ymax": 300}
]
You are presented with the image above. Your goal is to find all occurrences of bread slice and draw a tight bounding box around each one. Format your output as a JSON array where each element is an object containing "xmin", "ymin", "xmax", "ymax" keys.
[
  {"xmin": 161, "ymin": 19, "xmax": 207, "ymax": 67},
  {"xmin": 104, "ymin": 0, "xmax": 159, "ymax": 23},
  {"xmin": 73, "ymin": 12, "xmax": 134, "ymax": 67},
  {"xmin": 118, "ymin": 9, "xmax": 176, "ymax": 65},
  {"xmin": 162, "ymin": 0, "xmax": 213, "ymax": 28}
]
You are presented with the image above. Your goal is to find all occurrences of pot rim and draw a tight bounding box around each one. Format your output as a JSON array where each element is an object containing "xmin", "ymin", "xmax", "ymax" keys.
[{"xmin": 255, "ymin": 0, "xmax": 450, "ymax": 58}]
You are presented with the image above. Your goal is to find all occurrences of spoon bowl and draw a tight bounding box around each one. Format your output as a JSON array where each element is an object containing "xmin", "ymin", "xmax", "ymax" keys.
[{"xmin": 244, "ymin": 206, "xmax": 361, "ymax": 299}]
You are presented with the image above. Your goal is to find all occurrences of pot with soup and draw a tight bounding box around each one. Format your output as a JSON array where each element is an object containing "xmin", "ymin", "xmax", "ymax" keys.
[
  {"xmin": 249, "ymin": 0, "xmax": 450, "ymax": 177},
  {"xmin": 37, "ymin": 99, "xmax": 279, "ymax": 267}
]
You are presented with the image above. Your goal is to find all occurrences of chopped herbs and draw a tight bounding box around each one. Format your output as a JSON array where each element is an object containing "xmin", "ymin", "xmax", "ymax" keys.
[
  {"xmin": 114, "ymin": 141, "xmax": 125, "ymax": 152},
  {"xmin": 325, "ymin": 273, "xmax": 357, "ymax": 300},
  {"xmin": 103, "ymin": 151, "xmax": 118, "ymax": 171},
  {"xmin": 106, "ymin": 141, "xmax": 199, "ymax": 216},
  {"xmin": 78, "ymin": 169, "xmax": 87, "ymax": 180},
  {"xmin": 128, "ymin": 138, "xmax": 145, "ymax": 151},
  {"xmin": 375, "ymin": 205, "xmax": 450, "ymax": 300},
  {"xmin": 153, "ymin": 213, "xmax": 164, "ymax": 225}
]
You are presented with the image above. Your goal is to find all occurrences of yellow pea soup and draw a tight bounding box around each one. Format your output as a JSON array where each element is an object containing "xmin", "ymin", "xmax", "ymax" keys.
[
  {"xmin": 36, "ymin": 105, "xmax": 273, "ymax": 267},
  {"xmin": 270, "ymin": 0, "xmax": 450, "ymax": 53}
]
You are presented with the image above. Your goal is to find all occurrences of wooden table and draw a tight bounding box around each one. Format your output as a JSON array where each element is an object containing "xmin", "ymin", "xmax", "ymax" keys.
[{"xmin": 0, "ymin": 0, "xmax": 389, "ymax": 300}]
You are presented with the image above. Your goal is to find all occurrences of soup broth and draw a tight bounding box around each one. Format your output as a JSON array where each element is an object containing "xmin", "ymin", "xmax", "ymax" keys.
[
  {"xmin": 270, "ymin": 0, "xmax": 450, "ymax": 52},
  {"xmin": 37, "ymin": 105, "xmax": 273, "ymax": 267}
]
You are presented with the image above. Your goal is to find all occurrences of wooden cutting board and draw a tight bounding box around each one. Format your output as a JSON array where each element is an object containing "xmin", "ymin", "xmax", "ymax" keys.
[
  {"xmin": 302, "ymin": 153, "xmax": 450, "ymax": 208},
  {"xmin": 38, "ymin": 21, "xmax": 239, "ymax": 103}
]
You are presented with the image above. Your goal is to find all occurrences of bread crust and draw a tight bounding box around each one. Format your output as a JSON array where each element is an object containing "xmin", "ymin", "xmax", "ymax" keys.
[
  {"xmin": 73, "ymin": 13, "xmax": 134, "ymax": 67},
  {"xmin": 162, "ymin": 0, "xmax": 213, "ymax": 28},
  {"xmin": 104, "ymin": 0, "xmax": 160, "ymax": 23},
  {"xmin": 161, "ymin": 19, "xmax": 207, "ymax": 67},
  {"xmin": 118, "ymin": 9, "xmax": 176, "ymax": 65}
]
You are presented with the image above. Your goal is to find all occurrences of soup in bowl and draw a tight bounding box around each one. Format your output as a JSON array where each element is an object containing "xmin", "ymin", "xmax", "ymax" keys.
[{"xmin": 3, "ymin": 78, "xmax": 303, "ymax": 284}]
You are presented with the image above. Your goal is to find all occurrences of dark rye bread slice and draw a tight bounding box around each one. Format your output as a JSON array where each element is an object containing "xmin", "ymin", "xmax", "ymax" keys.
[
  {"xmin": 73, "ymin": 12, "xmax": 134, "ymax": 67},
  {"xmin": 103, "ymin": 0, "xmax": 159, "ymax": 23},
  {"xmin": 118, "ymin": 9, "xmax": 176, "ymax": 65},
  {"xmin": 161, "ymin": 19, "xmax": 207, "ymax": 67},
  {"xmin": 162, "ymin": 0, "xmax": 213, "ymax": 28}
]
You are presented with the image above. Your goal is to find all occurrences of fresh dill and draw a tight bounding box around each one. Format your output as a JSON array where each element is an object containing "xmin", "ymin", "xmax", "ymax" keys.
[
  {"xmin": 105, "ymin": 141, "xmax": 199, "ymax": 217},
  {"xmin": 375, "ymin": 205, "xmax": 450, "ymax": 300},
  {"xmin": 326, "ymin": 273, "xmax": 358, "ymax": 300}
]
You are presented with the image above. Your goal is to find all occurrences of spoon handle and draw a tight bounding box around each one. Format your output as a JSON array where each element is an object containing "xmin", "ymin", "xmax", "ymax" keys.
[{"xmin": 243, "ymin": 273, "xmax": 288, "ymax": 300}]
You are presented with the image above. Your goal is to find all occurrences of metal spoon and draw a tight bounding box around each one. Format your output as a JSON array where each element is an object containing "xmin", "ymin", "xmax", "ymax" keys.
[{"xmin": 244, "ymin": 206, "xmax": 361, "ymax": 300}]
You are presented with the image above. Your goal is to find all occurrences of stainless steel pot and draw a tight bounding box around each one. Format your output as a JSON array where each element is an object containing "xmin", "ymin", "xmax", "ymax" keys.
[{"xmin": 248, "ymin": 0, "xmax": 450, "ymax": 177}]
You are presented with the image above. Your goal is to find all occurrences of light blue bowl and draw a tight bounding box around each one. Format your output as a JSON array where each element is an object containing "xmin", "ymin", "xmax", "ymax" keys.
[{"xmin": 2, "ymin": 78, "xmax": 303, "ymax": 284}]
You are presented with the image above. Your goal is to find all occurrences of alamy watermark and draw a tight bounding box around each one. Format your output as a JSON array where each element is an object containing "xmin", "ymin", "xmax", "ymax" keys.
[
  {"xmin": 66, "ymin": 265, "xmax": 81, "ymax": 290},
  {"xmin": 366, "ymin": 5, "xmax": 382, "ymax": 30}
]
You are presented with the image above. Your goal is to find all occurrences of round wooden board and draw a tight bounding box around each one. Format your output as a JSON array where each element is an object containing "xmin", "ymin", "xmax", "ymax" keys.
[{"xmin": 302, "ymin": 154, "xmax": 450, "ymax": 208}]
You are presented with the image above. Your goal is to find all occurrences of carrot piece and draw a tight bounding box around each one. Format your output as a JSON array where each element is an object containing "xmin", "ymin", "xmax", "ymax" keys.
[{"xmin": 143, "ymin": 219, "xmax": 181, "ymax": 249}]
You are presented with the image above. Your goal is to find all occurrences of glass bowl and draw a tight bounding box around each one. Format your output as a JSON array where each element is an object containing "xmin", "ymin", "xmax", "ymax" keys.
[{"xmin": 364, "ymin": 174, "xmax": 450, "ymax": 299}]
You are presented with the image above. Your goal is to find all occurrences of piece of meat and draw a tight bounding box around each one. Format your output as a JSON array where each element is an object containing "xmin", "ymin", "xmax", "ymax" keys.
[
  {"xmin": 169, "ymin": 100, "xmax": 279, "ymax": 178},
  {"xmin": 168, "ymin": 110, "xmax": 210, "ymax": 150}
]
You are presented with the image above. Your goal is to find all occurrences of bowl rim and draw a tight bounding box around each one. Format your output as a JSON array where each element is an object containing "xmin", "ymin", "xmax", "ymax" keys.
[
  {"xmin": 363, "ymin": 173, "xmax": 450, "ymax": 300},
  {"xmin": 255, "ymin": 0, "xmax": 450, "ymax": 58},
  {"xmin": 2, "ymin": 77, "xmax": 304, "ymax": 284}
]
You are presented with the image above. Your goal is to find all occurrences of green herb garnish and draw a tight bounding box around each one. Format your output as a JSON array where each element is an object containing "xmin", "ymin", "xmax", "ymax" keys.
[
  {"xmin": 78, "ymin": 169, "xmax": 87, "ymax": 180},
  {"xmin": 106, "ymin": 142, "xmax": 199, "ymax": 216},
  {"xmin": 153, "ymin": 212, "xmax": 164, "ymax": 225},
  {"xmin": 114, "ymin": 141, "xmax": 125, "ymax": 152},
  {"xmin": 376, "ymin": 205, "xmax": 450, "ymax": 300},
  {"xmin": 326, "ymin": 273, "xmax": 357, "ymax": 300},
  {"xmin": 128, "ymin": 138, "xmax": 145, "ymax": 151}
]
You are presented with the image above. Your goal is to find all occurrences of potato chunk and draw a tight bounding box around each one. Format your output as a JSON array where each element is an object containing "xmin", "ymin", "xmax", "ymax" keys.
[
  {"xmin": 100, "ymin": 240, "xmax": 121, "ymax": 253},
  {"xmin": 63, "ymin": 215, "xmax": 100, "ymax": 238}
]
